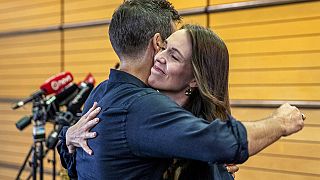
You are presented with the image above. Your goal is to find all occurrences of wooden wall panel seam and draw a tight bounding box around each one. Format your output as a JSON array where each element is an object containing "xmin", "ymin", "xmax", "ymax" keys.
[
  {"xmin": 207, "ymin": 0, "xmax": 314, "ymax": 13},
  {"xmin": 0, "ymin": 0, "xmax": 316, "ymax": 37},
  {"xmin": 0, "ymin": 12, "xmax": 60, "ymax": 24},
  {"xmin": 65, "ymin": 3, "xmax": 121, "ymax": 14},
  {"xmin": 231, "ymin": 66, "xmax": 320, "ymax": 72},
  {"xmin": 224, "ymin": 33, "xmax": 320, "ymax": 42},
  {"xmin": 230, "ymin": 49, "xmax": 320, "ymax": 57},
  {"xmin": 211, "ymin": 15, "xmax": 320, "ymax": 28},
  {"xmin": 0, "ymin": 1, "xmax": 57, "ymax": 12},
  {"xmin": 239, "ymin": 166, "xmax": 320, "ymax": 177},
  {"xmin": 257, "ymin": 152, "xmax": 320, "ymax": 161},
  {"xmin": 229, "ymin": 83, "xmax": 320, "ymax": 87}
]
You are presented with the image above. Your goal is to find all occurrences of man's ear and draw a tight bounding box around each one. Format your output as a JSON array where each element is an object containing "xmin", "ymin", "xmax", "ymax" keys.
[
  {"xmin": 152, "ymin": 33, "xmax": 163, "ymax": 54},
  {"xmin": 189, "ymin": 78, "xmax": 198, "ymax": 88}
]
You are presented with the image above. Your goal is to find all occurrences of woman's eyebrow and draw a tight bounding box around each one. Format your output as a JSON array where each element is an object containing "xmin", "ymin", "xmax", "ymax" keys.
[{"xmin": 165, "ymin": 40, "xmax": 184, "ymax": 59}]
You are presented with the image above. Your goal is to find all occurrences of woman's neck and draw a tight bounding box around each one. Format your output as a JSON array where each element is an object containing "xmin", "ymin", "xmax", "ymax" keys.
[{"xmin": 161, "ymin": 90, "xmax": 189, "ymax": 107}]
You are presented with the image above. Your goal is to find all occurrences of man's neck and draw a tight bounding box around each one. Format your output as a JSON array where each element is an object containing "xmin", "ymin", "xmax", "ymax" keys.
[{"xmin": 119, "ymin": 60, "xmax": 151, "ymax": 85}]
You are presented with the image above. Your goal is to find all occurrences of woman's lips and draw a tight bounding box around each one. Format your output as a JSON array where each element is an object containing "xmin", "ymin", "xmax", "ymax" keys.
[{"xmin": 152, "ymin": 65, "xmax": 166, "ymax": 75}]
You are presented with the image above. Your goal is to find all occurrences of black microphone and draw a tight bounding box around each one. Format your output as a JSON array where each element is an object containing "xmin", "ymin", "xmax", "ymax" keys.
[
  {"xmin": 46, "ymin": 83, "xmax": 79, "ymax": 107},
  {"xmin": 45, "ymin": 83, "xmax": 79, "ymax": 121},
  {"xmin": 15, "ymin": 116, "xmax": 33, "ymax": 131},
  {"xmin": 12, "ymin": 72, "xmax": 74, "ymax": 109},
  {"xmin": 67, "ymin": 82, "xmax": 94, "ymax": 116}
]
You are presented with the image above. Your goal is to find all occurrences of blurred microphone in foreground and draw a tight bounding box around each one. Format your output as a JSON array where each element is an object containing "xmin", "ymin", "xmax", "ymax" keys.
[{"xmin": 12, "ymin": 72, "xmax": 73, "ymax": 110}]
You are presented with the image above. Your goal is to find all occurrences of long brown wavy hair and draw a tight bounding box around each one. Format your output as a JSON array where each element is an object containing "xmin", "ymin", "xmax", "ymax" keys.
[{"xmin": 182, "ymin": 24, "xmax": 230, "ymax": 121}]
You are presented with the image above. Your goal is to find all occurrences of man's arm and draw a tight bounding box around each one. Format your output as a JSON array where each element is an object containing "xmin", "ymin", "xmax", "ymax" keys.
[{"xmin": 242, "ymin": 103, "xmax": 304, "ymax": 156}]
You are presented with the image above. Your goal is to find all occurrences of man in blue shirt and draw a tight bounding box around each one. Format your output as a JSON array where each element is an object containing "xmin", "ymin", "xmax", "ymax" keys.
[{"xmin": 58, "ymin": 0, "xmax": 305, "ymax": 179}]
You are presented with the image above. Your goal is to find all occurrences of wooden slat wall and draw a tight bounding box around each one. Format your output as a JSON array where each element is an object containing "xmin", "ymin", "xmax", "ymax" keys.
[
  {"xmin": 0, "ymin": 0, "xmax": 60, "ymax": 32},
  {"xmin": 232, "ymin": 107, "xmax": 320, "ymax": 179},
  {"xmin": 210, "ymin": 1, "xmax": 320, "ymax": 100},
  {"xmin": 0, "ymin": 0, "xmax": 319, "ymax": 179},
  {"xmin": 209, "ymin": 1, "xmax": 320, "ymax": 179},
  {"xmin": 0, "ymin": 31, "xmax": 61, "ymax": 98},
  {"xmin": 64, "ymin": 0, "xmax": 122, "ymax": 23},
  {"xmin": 63, "ymin": 1, "xmax": 122, "ymax": 82},
  {"xmin": 210, "ymin": 0, "xmax": 252, "ymax": 5},
  {"xmin": 64, "ymin": 26, "xmax": 117, "ymax": 83},
  {"xmin": 170, "ymin": 0, "xmax": 206, "ymax": 9},
  {"xmin": 0, "ymin": 0, "xmax": 62, "ymax": 179}
]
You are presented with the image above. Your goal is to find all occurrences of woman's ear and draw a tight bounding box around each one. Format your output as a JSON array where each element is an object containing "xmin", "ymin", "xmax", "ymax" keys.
[
  {"xmin": 189, "ymin": 78, "xmax": 198, "ymax": 88},
  {"xmin": 152, "ymin": 33, "xmax": 163, "ymax": 53}
]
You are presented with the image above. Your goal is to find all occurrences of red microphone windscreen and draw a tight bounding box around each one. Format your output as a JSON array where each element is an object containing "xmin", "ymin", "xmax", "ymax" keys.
[
  {"xmin": 40, "ymin": 72, "xmax": 74, "ymax": 95},
  {"xmin": 82, "ymin": 73, "xmax": 95, "ymax": 85}
]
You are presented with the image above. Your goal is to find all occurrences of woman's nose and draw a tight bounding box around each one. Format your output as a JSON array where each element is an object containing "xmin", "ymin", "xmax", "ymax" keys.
[{"xmin": 156, "ymin": 56, "xmax": 166, "ymax": 64}]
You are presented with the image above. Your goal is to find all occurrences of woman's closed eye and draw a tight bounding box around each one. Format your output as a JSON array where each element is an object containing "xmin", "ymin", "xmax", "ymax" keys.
[{"xmin": 171, "ymin": 53, "xmax": 179, "ymax": 61}]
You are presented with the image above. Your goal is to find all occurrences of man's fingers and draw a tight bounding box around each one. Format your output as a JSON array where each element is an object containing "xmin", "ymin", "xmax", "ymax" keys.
[
  {"xmin": 86, "ymin": 107, "xmax": 101, "ymax": 121},
  {"xmin": 83, "ymin": 102, "xmax": 98, "ymax": 118},
  {"xmin": 81, "ymin": 141, "xmax": 93, "ymax": 155}
]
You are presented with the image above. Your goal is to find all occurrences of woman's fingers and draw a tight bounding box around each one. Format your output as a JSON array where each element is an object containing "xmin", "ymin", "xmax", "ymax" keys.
[
  {"xmin": 85, "ymin": 132, "xmax": 97, "ymax": 139},
  {"xmin": 86, "ymin": 107, "xmax": 101, "ymax": 122},
  {"xmin": 84, "ymin": 118, "xmax": 100, "ymax": 131},
  {"xmin": 81, "ymin": 141, "xmax": 93, "ymax": 155},
  {"xmin": 83, "ymin": 102, "xmax": 98, "ymax": 119},
  {"xmin": 65, "ymin": 103, "xmax": 101, "ymax": 155},
  {"xmin": 226, "ymin": 164, "xmax": 239, "ymax": 173}
]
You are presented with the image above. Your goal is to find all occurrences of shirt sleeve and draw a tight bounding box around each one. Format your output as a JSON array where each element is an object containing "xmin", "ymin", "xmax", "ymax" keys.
[
  {"xmin": 126, "ymin": 93, "xmax": 249, "ymax": 164},
  {"xmin": 57, "ymin": 126, "xmax": 78, "ymax": 178}
]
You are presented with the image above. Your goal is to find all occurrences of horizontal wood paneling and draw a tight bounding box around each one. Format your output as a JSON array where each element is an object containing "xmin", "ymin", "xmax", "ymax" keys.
[
  {"xmin": 243, "ymin": 154, "xmax": 320, "ymax": 175},
  {"xmin": 210, "ymin": 1, "xmax": 320, "ymax": 26},
  {"xmin": 210, "ymin": 1, "xmax": 320, "ymax": 101},
  {"xmin": 213, "ymin": 18, "xmax": 319, "ymax": 40},
  {"xmin": 0, "ymin": 31, "xmax": 61, "ymax": 99},
  {"xmin": 170, "ymin": 0, "xmax": 206, "ymax": 10},
  {"xmin": 229, "ymin": 69, "xmax": 320, "ymax": 84},
  {"xmin": 0, "ymin": 0, "xmax": 60, "ymax": 32},
  {"xmin": 180, "ymin": 14, "xmax": 207, "ymax": 27},
  {"xmin": 229, "ymin": 52, "xmax": 320, "ymax": 70},
  {"xmin": 64, "ymin": 0, "xmax": 122, "ymax": 23},
  {"xmin": 209, "ymin": 0, "xmax": 251, "ymax": 5},
  {"xmin": 0, "ymin": 166, "xmax": 53, "ymax": 180},
  {"xmin": 229, "ymin": 86, "xmax": 320, "ymax": 100},
  {"xmin": 237, "ymin": 167, "xmax": 320, "ymax": 180},
  {"xmin": 64, "ymin": 25, "xmax": 117, "ymax": 83},
  {"xmin": 0, "ymin": 0, "xmax": 319, "ymax": 179},
  {"xmin": 232, "ymin": 106, "xmax": 320, "ymax": 179}
]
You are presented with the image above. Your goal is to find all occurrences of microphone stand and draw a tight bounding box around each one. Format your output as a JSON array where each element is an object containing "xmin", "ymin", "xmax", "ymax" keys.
[{"xmin": 15, "ymin": 96, "xmax": 56, "ymax": 180}]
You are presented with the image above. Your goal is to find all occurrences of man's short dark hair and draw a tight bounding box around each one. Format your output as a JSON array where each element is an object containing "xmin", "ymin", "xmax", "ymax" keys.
[{"xmin": 109, "ymin": 0, "xmax": 181, "ymax": 59}]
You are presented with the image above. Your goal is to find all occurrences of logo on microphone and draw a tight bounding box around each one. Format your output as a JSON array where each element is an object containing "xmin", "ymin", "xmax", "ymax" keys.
[{"xmin": 51, "ymin": 75, "xmax": 73, "ymax": 91}]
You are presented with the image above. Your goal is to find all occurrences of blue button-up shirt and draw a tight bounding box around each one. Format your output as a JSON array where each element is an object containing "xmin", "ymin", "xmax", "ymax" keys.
[{"xmin": 58, "ymin": 69, "xmax": 248, "ymax": 179}]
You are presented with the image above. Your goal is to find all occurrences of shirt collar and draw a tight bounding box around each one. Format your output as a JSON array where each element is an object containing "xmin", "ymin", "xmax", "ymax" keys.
[{"xmin": 108, "ymin": 69, "xmax": 148, "ymax": 88}]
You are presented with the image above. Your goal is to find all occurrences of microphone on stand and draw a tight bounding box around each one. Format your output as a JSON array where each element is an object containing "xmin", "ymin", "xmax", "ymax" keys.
[{"xmin": 12, "ymin": 72, "xmax": 74, "ymax": 109}]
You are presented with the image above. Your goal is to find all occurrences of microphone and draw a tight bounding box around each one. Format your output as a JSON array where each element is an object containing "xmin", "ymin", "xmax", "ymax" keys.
[
  {"xmin": 12, "ymin": 72, "xmax": 74, "ymax": 109},
  {"xmin": 45, "ymin": 83, "xmax": 80, "ymax": 121},
  {"xmin": 67, "ymin": 73, "xmax": 95, "ymax": 116},
  {"xmin": 14, "ymin": 80, "xmax": 79, "ymax": 131}
]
